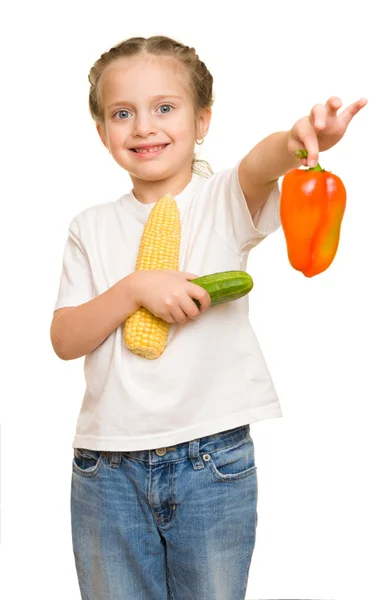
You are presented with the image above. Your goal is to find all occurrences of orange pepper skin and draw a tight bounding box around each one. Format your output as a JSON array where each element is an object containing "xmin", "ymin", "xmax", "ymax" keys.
[{"xmin": 280, "ymin": 167, "xmax": 346, "ymax": 277}]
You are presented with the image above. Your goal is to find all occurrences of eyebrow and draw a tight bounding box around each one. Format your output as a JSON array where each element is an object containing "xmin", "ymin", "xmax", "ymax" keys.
[{"xmin": 107, "ymin": 95, "xmax": 182, "ymax": 109}]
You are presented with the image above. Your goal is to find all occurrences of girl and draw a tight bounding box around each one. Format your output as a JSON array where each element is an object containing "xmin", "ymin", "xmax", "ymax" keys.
[{"xmin": 50, "ymin": 35, "xmax": 366, "ymax": 600}]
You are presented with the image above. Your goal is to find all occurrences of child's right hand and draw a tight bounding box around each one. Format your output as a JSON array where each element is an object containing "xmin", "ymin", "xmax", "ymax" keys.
[{"xmin": 128, "ymin": 270, "xmax": 211, "ymax": 323}]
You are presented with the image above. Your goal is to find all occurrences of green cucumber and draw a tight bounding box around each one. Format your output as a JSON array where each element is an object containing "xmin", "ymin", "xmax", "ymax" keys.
[{"xmin": 191, "ymin": 270, "xmax": 254, "ymax": 308}]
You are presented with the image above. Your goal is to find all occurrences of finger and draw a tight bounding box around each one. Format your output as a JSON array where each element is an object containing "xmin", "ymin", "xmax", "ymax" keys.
[
  {"xmin": 188, "ymin": 283, "xmax": 211, "ymax": 311},
  {"xmin": 179, "ymin": 271, "xmax": 200, "ymax": 281},
  {"xmin": 310, "ymin": 103, "xmax": 328, "ymax": 130},
  {"xmin": 338, "ymin": 97, "xmax": 368, "ymax": 127},
  {"xmin": 325, "ymin": 96, "xmax": 343, "ymax": 116},
  {"xmin": 169, "ymin": 305, "xmax": 190, "ymax": 324},
  {"xmin": 301, "ymin": 131, "xmax": 319, "ymax": 167},
  {"xmin": 159, "ymin": 311, "xmax": 176, "ymax": 324},
  {"xmin": 179, "ymin": 296, "xmax": 201, "ymax": 320}
]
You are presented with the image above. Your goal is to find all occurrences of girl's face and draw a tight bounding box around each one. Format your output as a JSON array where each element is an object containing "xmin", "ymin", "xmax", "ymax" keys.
[{"xmin": 97, "ymin": 54, "xmax": 211, "ymax": 187}]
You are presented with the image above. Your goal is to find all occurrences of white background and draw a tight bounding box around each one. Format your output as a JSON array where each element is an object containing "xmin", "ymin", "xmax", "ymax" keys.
[{"xmin": 1, "ymin": 1, "xmax": 384, "ymax": 599}]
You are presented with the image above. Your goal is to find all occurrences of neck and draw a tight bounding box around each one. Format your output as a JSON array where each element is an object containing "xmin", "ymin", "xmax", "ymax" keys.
[{"xmin": 131, "ymin": 167, "xmax": 194, "ymax": 204}]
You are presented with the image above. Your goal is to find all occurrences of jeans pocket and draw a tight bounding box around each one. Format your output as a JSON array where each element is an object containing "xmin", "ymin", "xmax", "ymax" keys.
[
  {"xmin": 73, "ymin": 448, "xmax": 103, "ymax": 477},
  {"xmin": 205, "ymin": 435, "xmax": 257, "ymax": 482}
]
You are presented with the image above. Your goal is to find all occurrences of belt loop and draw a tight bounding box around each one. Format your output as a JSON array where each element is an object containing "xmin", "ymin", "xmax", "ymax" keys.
[
  {"xmin": 109, "ymin": 452, "xmax": 121, "ymax": 468},
  {"xmin": 189, "ymin": 439, "xmax": 204, "ymax": 470}
]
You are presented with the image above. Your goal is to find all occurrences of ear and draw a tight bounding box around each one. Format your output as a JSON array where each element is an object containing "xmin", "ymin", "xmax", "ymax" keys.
[
  {"xmin": 96, "ymin": 122, "xmax": 109, "ymax": 150},
  {"xmin": 196, "ymin": 108, "xmax": 212, "ymax": 140}
]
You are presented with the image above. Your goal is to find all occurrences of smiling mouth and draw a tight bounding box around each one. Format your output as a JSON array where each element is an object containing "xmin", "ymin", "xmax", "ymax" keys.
[{"xmin": 131, "ymin": 144, "xmax": 169, "ymax": 153}]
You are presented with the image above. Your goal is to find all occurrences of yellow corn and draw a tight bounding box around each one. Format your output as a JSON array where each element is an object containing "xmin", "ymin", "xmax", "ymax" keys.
[{"xmin": 123, "ymin": 194, "xmax": 181, "ymax": 359}]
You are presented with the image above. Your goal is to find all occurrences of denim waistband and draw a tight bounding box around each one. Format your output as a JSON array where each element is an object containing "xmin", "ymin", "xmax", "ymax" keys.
[
  {"xmin": 115, "ymin": 424, "xmax": 251, "ymax": 464},
  {"xmin": 76, "ymin": 424, "xmax": 251, "ymax": 468}
]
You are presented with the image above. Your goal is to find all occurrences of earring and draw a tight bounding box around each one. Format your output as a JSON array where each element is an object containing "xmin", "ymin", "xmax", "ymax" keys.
[{"xmin": 196, "ymin": 138, "xmax": 204, "ymax": 145}]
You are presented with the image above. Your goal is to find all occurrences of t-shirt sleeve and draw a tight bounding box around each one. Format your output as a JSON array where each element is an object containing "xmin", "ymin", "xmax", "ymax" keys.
[
  {"xmin": 53, "ymin": 217, "xmax": 94, "ymax": 311},
  {"xmin": 211, "ymin": 159, "xmax": 281, "ymax": 253}
]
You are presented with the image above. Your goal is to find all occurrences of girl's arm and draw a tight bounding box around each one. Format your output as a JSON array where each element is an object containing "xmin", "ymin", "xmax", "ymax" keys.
[
  {"xmin": 238, "ymin": 97, "xmax": 367, "ymax": 218},
  {"xmin": 238, "ymin": 130, "xmax": 297, "ymax": 217},
  {"xmin": 50, "ymin": 270, "xmax": 210, "ymax": 361},
  {"xmin": 50, "ymin": 275, "xmax": 139, "ymax": 361}
]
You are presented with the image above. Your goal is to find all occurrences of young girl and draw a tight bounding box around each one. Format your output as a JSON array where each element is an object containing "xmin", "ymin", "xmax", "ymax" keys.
[{"xmin": 50, "ymin": 35, "xmax": 366, "ymax": 600}]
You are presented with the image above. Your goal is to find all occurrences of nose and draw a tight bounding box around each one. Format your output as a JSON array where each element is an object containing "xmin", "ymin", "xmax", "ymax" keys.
[{"xmin": 132, "ymin": 110, "xmax": 157, "ymax": 138}]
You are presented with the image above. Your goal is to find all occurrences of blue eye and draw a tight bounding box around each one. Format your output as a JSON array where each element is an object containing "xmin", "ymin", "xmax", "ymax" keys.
[
  {"xmin": 115, "ymin": 110, "xmax": 130, "ymax": 119},
  {"xmin": 157, "ymin": 105, "xmax": 172, "ymax": 114}
]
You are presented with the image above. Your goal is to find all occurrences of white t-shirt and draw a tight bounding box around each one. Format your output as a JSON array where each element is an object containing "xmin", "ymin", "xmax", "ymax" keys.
[{"xmin": 54, "ymin": 162, "xmax": 283, "ymax": 451}]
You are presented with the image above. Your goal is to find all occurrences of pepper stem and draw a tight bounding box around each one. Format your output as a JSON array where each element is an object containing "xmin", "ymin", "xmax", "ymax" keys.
[{"xmin": 295, "ymin": 149, "xmax": 324, "ymax": 172}]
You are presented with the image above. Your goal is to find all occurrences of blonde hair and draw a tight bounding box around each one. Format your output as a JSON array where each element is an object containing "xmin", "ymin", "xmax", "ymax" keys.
[{"xmin": 88, "ymin": 35, "xmax": 214, "ymax": 177}]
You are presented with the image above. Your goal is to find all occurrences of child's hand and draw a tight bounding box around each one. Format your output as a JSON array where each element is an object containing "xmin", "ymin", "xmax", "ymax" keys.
[
  {"xmin": 129, "ymin": 270, "xmax": 211, "ymax": 324},
  {"xmin": 288, "ymin": 96, "xmax": 368, "ymax": 168}
]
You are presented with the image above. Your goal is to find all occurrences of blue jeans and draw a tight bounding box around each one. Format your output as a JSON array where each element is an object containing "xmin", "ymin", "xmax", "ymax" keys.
[{"xmin": 71, "ymin": 424, "xmax": 258, "ymax": 600}]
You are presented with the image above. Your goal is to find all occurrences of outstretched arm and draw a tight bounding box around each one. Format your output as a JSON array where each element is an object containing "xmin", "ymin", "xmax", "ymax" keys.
[{"xmin": 238, "ymin": 96, "xmax": 368, "ymax": 217}]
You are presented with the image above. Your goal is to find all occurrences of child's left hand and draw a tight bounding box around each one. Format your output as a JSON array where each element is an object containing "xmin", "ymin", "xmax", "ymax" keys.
[{"xmin": 288, "ymin": 96, "xmax": 368, "ymax": 168}]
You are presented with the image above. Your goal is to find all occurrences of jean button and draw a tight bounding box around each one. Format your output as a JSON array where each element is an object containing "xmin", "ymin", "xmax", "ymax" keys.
[
  {"xmin": 155, "ymin": 447, "xmax": 167, "ymax": 456},
  {"xmin": 203, "ymin": 454, "xmax": 210, "ymax": 461}
]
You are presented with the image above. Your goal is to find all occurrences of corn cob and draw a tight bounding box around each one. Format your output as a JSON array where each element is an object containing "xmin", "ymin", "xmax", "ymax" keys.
[{"xmin": 123, "ymin": 193, "xmax": 181, "ymax": 359}]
